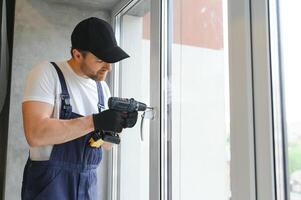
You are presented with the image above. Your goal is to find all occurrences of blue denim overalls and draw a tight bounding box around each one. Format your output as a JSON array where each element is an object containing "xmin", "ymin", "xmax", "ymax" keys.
[{"xmin": 21, "ymin": 62, "xmax": 105, "ymax": 200}]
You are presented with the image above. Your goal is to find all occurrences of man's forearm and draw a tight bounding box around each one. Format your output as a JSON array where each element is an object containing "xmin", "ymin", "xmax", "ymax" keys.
[{"xmin": 28, "ymin": 115, "xmax": 94, "ymax": 147}]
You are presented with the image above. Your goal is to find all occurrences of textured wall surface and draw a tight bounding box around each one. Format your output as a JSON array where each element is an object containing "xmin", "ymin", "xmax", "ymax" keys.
[{"xmin": 5, "ymin": 0, "xmax": 112, "ymax": 199}]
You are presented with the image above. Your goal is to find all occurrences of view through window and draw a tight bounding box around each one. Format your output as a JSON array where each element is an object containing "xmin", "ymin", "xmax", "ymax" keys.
[{"xmin": 169, "ymin": 0, "xmax": 231, "ymax": 199}]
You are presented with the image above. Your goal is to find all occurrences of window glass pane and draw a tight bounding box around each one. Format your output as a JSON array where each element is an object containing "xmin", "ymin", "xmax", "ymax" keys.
[
  {"xmin": 170, "ymin": 0, "xmax": 231, "ymax": 199},
  {"xmin": 277, "ymin": 1, "xmax": 301, "ymax": 199},
  {"xmin": 118, "ymin": 1, "xmax": 151, "ymax": 200}
]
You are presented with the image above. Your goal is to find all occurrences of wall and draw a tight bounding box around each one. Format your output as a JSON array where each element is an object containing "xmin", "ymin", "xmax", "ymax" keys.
[{"xmin": 4, "ymin": 0, "xmax": 111, "ymax": 199}]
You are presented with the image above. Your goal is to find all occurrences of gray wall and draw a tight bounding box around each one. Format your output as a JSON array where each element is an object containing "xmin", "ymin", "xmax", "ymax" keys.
[{"xmin": 5, "ymin": 0, "xmax": 113, "ymax": 199}]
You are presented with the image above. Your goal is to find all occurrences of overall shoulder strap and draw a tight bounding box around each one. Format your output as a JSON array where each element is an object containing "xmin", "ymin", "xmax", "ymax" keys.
[
  {"xmin": 95, "ymin": 81, "xmax": 105, "ymax": 113},
  {"xmin": 50, "ymin": 62, "xmax": 72, "ymax": 119}
]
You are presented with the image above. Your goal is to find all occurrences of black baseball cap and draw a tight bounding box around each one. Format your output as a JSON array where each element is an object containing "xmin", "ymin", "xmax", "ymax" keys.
[{"xmin": 71, "ymin": 17, "xmax": 130, "ymax": 63}]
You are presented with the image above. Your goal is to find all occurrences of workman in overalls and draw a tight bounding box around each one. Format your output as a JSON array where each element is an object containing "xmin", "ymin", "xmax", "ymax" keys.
[{"xmin": 21, "ymin": 17, "xmax": 138, "ymax": 200}]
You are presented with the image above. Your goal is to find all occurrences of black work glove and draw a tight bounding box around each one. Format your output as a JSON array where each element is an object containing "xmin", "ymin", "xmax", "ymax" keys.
[
  {"xmin": 123, "ymin": 111, "xmax": 138, "ymax": 128},
  {"xmin": 92, "ymin": 110, "xmax": 126, "ymax": 133}
]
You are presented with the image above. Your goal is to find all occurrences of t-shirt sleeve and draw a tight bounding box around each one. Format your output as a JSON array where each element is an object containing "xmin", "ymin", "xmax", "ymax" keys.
[{"xmin": 23, "ymin": 62, "xmax": 57, "ymax": 105}]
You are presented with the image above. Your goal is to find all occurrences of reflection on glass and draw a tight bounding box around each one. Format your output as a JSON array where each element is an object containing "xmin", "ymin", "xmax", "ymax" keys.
[
  {"xmin": 118, "ymin": 1, "xmax": 150, "ymax": 200},
  {"xmin": 170, "ymin": 0, "xmax": 230, "ymax": 199}
]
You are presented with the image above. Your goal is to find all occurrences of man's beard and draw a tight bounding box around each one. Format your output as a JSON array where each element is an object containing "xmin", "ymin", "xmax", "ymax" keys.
[
  {"xmin": 80, "ymin": 63, "xmax": 107, "ymax": 81},
  {"xmin": 89, "ymin": 71, "xmax": 107, "ymax": 81}
]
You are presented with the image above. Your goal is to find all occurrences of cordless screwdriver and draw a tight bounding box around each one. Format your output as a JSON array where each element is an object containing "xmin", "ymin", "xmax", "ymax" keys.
[{"xmin": 89, "ymin": 97, "xmax": 148, "ymax": 148}]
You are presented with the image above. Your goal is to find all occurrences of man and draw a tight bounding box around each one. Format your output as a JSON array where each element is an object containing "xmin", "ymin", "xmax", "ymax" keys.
[{"xmin": 21, "ymin": 17, "xmax": 137, "ymax": 200}]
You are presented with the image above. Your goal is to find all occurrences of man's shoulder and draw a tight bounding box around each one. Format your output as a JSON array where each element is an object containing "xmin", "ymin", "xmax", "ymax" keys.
[
  {"xmin": 30, "ymin": 61, "xmax": 54, "ymax": 75},
  {"xmin": 23, "ymin": 61, "xmax": 64, "ymax": 105},
  {"xmin": 29, "ymin": 61, "xmax": 66, "ymax": 78}
]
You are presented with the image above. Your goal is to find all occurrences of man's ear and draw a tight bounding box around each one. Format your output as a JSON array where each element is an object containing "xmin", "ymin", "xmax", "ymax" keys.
[{"xmin": 73, "ymin": 49, "xmax": 83, "ymax": 61}]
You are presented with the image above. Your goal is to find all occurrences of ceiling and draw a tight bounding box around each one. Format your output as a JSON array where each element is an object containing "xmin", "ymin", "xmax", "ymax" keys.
[{"xmin": 45, "ymin": 0, "xmax": 122, "ymax": 11}]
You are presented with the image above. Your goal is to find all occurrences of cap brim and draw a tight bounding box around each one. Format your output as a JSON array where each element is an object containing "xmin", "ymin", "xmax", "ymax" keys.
[{"xmin": 93, "ymin": 46, "xmax": 130, "ymax": 63}]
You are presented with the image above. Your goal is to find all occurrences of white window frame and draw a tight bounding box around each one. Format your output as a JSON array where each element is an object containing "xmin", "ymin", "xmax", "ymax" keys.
[
  {"xmin": 109, "ymin": 1, "xmax": 162, "ymax": 200},
  {"xmin": 251, "ymin": 0, "xmax": 277, "ymax": 199},
  {"xmin": 228, "ymin": 0, "xmax": 257, "ymax": 199},
  {"xmin": 250, "ymin": 0, "xmax": 292, "ymax": 198},
  {"xmin": 269, "ymin": 0, "xmax": 290, "ymax": 199}
]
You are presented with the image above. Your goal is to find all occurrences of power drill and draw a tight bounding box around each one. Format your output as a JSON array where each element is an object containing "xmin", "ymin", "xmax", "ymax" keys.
[{"xmin": 89, "ymin": 97, "xmax": 147, "ymax": 148}]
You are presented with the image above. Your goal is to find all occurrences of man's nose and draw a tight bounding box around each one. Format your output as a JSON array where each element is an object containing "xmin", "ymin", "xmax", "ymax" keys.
[{"xmin": 105, "ymin": 63, "xmax": 112, "ymax": 71}]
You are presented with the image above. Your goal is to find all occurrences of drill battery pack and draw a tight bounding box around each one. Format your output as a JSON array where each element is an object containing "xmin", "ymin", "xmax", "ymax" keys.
[{"xmin": 88, "ymin": 130, "xmax": 121, "ymax": 148}]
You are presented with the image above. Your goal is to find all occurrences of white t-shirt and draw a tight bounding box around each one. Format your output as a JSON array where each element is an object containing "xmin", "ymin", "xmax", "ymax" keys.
[{"xmin": 23, "ymin": 61, "xmax": 111, "ymax": 160}]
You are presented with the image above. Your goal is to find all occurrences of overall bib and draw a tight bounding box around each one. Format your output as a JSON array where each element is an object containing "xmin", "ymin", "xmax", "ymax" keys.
[{"xmin": 21, "ymin": 62, "xmax": 105, "ymax": 200}]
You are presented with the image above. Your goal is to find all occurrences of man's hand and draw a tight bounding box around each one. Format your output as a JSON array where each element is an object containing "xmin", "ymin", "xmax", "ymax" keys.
[
  {"xmin": 92, "ymin": 110, "xmax": 126, "ymax": 133},
  {"xmin": 100, "ymin": 111, "xmax": 138, "ymax": 149},
  {"xmin": 124, "ymin": 111, "xmax": 138, "ymax": 128}
]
